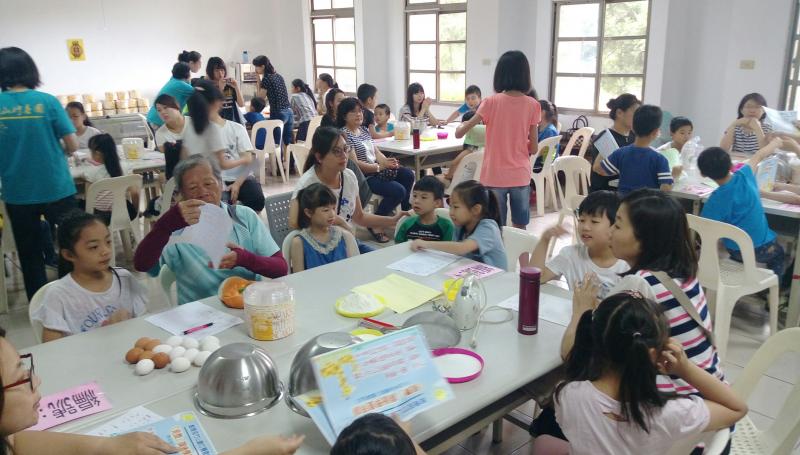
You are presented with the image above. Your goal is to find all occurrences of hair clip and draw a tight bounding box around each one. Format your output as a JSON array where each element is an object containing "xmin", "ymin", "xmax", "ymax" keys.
[
  {"xmin": 632, "ymin": 331, "xmax": 642, "ymax": 338},
  {"xmin": 624, "ymin": 290, "xmax": 644, "ymax": 299}
]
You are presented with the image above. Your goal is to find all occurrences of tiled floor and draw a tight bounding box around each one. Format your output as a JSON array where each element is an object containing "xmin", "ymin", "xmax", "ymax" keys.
[{"xmin": 2, "ymin": 174, "xmax": 799, "ymax": 454}]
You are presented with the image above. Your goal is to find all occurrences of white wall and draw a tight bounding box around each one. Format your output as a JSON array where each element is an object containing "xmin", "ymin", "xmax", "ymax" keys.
[
  {"xmin": 4, "ymin": 0, "xmax": 794, "ymax": 147},
  {"xmin": 0, "ymin": 0, "xmax": 310, "ymax": 101}
]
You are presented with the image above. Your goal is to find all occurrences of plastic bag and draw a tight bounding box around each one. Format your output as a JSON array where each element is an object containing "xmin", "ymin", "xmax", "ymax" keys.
[{"xmin": 679, "ymin": 136, "xmax": 704, "ymax": 184}]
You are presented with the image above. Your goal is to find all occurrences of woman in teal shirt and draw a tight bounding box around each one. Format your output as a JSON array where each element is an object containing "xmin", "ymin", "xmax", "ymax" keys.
[
  {"xmin": 146, "ymin": 62, "xmax": 194, "ymax": 128},
  {"xmin": 0, "ymin": 47, "xmax": 79, "ymax": 299}
]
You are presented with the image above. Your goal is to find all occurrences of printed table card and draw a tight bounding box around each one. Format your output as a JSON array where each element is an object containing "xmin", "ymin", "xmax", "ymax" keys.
[{"xmin": 30, "ymin": 381, "xmax": 112, "ymax": 430}]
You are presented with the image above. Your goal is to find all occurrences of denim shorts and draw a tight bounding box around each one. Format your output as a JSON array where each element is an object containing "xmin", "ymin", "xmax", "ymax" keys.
[{"xmin": 489, "ymin": 185, "xmax": 531, "ymax": 226}]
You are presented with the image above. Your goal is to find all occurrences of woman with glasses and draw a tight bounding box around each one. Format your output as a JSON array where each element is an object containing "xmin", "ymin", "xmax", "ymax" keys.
[
  {"xmin": 337, "ymin": 97, "xmax": 415, "ymax": 243},
  {"xmin": 288, "ymin": 126, "xmax": 407, "ymax": 253},
  {"xmin": 134, "ymin": 155, "xmax": 288, "ymax": 305},
  {"xmin": 0, "ymin": 327, "xmax": 305, "ymax": 454}
]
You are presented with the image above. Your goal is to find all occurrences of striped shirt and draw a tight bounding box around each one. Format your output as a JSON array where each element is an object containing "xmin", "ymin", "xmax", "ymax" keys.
[
  {"xmin": 600, "ymin": 145, "xmax": 673, "ymax": 195},
  {"xmin": 611, "ymin": 271, "xmax": 724, "ymax": 395},
  {"xmin": 732, "ymin": 121, "xmax": 773, "ymax": 155},
  {"xmin": 341, "ymin": 126, "xmax": 377, "ymax": 164},
  {"xmin": 290, "ymin": 92, "xmax": 316, "ymax": 124}
]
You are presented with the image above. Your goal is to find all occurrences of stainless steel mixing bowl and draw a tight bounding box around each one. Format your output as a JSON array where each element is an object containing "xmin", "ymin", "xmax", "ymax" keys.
[
  {"xmin": 193, "ymin": 343, "xmax": 284, "ymax": 419},
  {"xmin": 402, "ymin": 311, "xmax": 461, "ymax": 349},
  {"xmin": 286, "ymin": 332, "xmax": 360, "ymax": 416}
]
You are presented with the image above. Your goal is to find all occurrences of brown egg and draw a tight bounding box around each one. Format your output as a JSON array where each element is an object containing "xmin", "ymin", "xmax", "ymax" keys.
[
  {"xmin": 152, "ymin": 352, "xmax": 170, "ymax": 369},
  {"xmin": 134, "ymin": 337, "xmax": 151, "ymax": 349},
  {"xmin": 125, "ymin": 347, "xmax": 143, "ymax": 364},
  {"xmin": 143, "ymin": 339, "xmax": 161, "ymax": 351},
  {"xmin": 139, "ymin": 350, "xmax": 155, "ymax": 360}
]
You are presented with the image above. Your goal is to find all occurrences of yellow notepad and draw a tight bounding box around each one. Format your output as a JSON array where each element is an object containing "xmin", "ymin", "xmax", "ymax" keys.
[{"xmin": 352, "ymin": 274, "xmax": 442, "ymax": 314}]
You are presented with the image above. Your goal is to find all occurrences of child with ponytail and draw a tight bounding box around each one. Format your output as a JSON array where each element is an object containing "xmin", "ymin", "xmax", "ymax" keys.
[
  {"xmin": 410, "ymin": 180, "xmax": 507, "ymax": 270},
  {"xmin": 547, "ymin": 293, "xmax": 747, "ymax": 455},
  {"xmin": 291, "ymin": 78, "xmax": 317, "ymax": 142}
]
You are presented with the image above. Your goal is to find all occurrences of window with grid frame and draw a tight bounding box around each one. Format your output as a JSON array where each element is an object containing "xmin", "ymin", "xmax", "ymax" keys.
[
  {"xmin": 550, "ymin": 0, "xmax": 651, "ymax": 113},
  {"xmin": 782, "ymin": 0, "xmax": 800, "ymax": 109},
  {"xmin": 310, "ymin": 0, "xmax": 358, "ymax": 94},
  {"xmin": 406, "ymin": 0, "xmax": 467, "ymax": 103}
]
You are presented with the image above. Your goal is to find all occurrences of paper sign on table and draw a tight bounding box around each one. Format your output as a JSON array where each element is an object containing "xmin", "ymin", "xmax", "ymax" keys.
[
  {"xmin": 146, "ymin": 301, "xmax": 243, "ymax": 337},
  {"xmin": 386, "ymin": 250, "xmax": 460, "ymax": 276},
  {"xmin": 446, "ymin": 262, "xmax": 503, "ymax": 280},
  {"xmin": 352, "ymin": 274, "xmax": 441, "ymax": 314},
  {"xmin": 310, "ymin": 326, "xmax": 453, "ymax": 440},
  {"xmin": 128, "ymin": 412, "xmax": 216, "ymax": 455},
  {"xmin": 680, "ymin": 184, "xmax": 715, "ymax": 197},
  {"xmin": 497, "ymin": 292, "xmax": 573, "ymax": 327},
  {"xmin": 167, "ymin": 204, "xmax": 233, "ymax": 268},
  {"xmin": 29, "ymin": 381, "xmax": 112, "ymax": 430},
  {"xmin": 85, "ymin": 406, "xmax": 163, "ymax": 437}
]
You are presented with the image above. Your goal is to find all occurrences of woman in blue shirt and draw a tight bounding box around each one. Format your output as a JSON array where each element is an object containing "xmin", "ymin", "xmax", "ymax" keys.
[
  {"xmin": 0, "ymin": 47, "xmax": 79, "ymax": 299},
  {"xmin": 145, "ymin": 62, "xmax": 194, "ymax": 129}
]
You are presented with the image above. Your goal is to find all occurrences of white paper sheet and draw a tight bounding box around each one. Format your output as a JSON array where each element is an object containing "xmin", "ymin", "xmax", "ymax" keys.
[
  {"xmin": 145, "ymin": 301, "xmax": 244, "ymax": 337},
  {"xmin": 386, "ymin": 250, "xmax": 460, "ymax": 276},
  {"xmin": 84, "ymin": 406, "xmax": 163, "ymax": 437},
  {"xmin": 594, "ymin": 128, "xmax": 620, "ymax": 159},
  {"xmin": 497, "ymin": 292, "xmax": 572, "ymax": 327},
  {"xmin": 166, "ymin": 203, "xmax": 233, "ymax": 268},
  {"xmin": 764, "ymin": 107, "xmax": 799, "ymax": 134}
]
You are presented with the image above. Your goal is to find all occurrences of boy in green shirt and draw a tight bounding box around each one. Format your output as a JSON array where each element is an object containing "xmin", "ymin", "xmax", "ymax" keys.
[{"xmin": 394, "ymin": 176, "xmax": 454, "ymax": 243}]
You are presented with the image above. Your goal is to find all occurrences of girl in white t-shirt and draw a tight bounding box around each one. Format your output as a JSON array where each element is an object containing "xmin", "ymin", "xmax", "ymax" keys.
[
  {"xmin": 31, "ymin": 212, "xmax": 148, "ymax": 342},
  {"xmin": 66, "ymin": 101, "xmax": 101, "ymax": 149},
  {"xmin": 543, "ymin": 293, "xmax": 747, "ymax": 455},
  {"xmin": 531, "ymin": 190, "xmax": 628, "ymax": 299}
]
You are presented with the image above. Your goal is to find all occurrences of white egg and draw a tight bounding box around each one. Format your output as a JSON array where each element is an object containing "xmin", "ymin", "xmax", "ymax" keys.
[
  {"xmin": 169, "ymin": 346, "xmax": 186, "ymax": 360},
  {"xmin": 166, "ymin": 336, "xmax": 184, "ymax": 347},
  {"xmin": 152, "ymin": 344, "xmax": 173, "ymax": 355},
  {"xmin": 193, "ymin": 351, "xmax": 212, "ymax": 367},
  {"xmin": 170, "ymin": 357, "xmax": 191, "ymax": 373},
  {"xmin": 183, "ymin": 348, "xmax": 199, "ymax": 363},
  {"xmin": 135, "ymin": 359, "xmax": 154, "ymax": 376},
  {"xmin": 201, "ymin": 341, "xmax": 220, "ymax": 353},
  {"xmin": 181, "ymin": 337, "xmax": 199, "ymax": 350},
  {"xmin": 200, "ymin": 336, "xmax": 219, "ymax": 346}
]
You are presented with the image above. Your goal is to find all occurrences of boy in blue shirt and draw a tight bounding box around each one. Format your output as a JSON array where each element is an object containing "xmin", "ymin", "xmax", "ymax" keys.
[
  {"xmin": 244, "ymin": 97, "xmax": 267, "ymax": 150},
  {"xmin": 593, "ymin": 104, "xmax": 673, "ymax": 195},
  {"xmin": 698, "ymin": 138, "xmax": 785, "ymax": 280},
  {"xmin": 445, "ymin": 85, "xmax": 481, "ymax": 123}
]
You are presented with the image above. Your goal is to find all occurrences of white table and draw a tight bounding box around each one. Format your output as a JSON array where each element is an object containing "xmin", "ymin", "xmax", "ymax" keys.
[
  {"xmin": 376, "ymin": 126, "xmax": 465, "ymax": 176},
  {"xmin": 27, "ymin": 244, "xmax": 568, "ymax": 453},
  {"xmin": 70, "ymin": 158, "xmax": 165, "ymax": 181},
  {"xmin": 671, "ymin": 183, "xmax": 800, "ymax": 326}
]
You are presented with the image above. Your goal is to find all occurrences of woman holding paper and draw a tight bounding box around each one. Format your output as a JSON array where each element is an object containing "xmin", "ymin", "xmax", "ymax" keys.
[
  {"xmin": 134, "ymin": 155, "xmax": 288, "ymax": 305},
  {"xmin": 0, "ymin": 328, "xmax": 305, "ymax": 454},
  {"xmin": 588, "ymin": 93, "xmax": 640, "ymax": 192}
]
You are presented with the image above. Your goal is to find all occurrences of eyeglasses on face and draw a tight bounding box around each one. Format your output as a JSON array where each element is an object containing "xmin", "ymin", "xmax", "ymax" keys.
[{"xmin": 3, "ymin": 353, "xmax": 34, "ymax": 391}]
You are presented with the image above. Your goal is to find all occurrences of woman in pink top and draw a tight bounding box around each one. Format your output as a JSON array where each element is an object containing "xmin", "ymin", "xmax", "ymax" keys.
[{"xmin": 456, "ymin": 50, "xmax": 540, "ymax": 229}]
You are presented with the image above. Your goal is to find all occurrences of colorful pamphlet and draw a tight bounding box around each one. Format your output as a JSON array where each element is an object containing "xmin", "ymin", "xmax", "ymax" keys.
[
  {"xmin": 128, "ymin": 412, "xmax": 216, "ymax": 455},
  {"xmin": 306, "ymin": 326, "xmax": 454, "ymax": 444}
]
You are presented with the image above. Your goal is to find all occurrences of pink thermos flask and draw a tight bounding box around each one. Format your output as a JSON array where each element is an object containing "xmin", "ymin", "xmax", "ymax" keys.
[{"xmin": 518, "ymin": 267, "xmax": 541, "ymax": 335}]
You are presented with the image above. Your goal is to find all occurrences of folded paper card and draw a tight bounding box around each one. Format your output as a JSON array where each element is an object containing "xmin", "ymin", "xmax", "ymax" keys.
[
  {"xmin": 446, "ymin": 262, "xmax": 503, "ymax": 280},
  {"xmin": 30, "ymin": 381, "xmax": 112, "ymax": 430},
  {"xmin": 353, "ymin": 274, "xmax": 441, "ymax": 313}
]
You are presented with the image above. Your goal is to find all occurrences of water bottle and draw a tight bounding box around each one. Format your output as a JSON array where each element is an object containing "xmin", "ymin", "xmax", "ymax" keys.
[
  {"xmin": 412, "ymin": 127, "xmax": 420, "ymax": 150},
  {"xmin": 518, "ymin": 267, "xmax": 541, "ymax": 335},
  {"xmin": 242, "ymin": 50, "xmax": 249, "ymax": 64}
]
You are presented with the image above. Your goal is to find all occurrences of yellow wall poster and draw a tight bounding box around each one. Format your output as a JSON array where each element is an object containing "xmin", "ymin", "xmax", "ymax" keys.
[{"xmin": 67, "ymin": 39, "xmax": 85, "ymax": 61}]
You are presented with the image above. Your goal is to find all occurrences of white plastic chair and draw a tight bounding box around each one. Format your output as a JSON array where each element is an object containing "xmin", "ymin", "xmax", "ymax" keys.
[
  {"xmin": 545, "ymin": 195, "xmax": 586, "ymax": 261},
  {"xmin": 686, "ymin": 214, "xmax": 779, "ymax": 361},
  {"xmin": 303, "ymin": 115, "xmax": 323, "ymax": 145},
  {"xmin": 251, "ymin": 120, "xmax": 286, "ymax": 184},
  {"xmin": 85, "ymin": 175, "xmax": 143, "ymax": 266},
  {"xmin": 28, "ymin": 281, "xmax": 58, "ymax": 344},
  {"xmin": 157, "ymin": 264, "xmax": 177, "ymax": 308},
  {"xmin": 0, "ymin": 201, "xmax": 19, "ymax": 314},
  {"xmin": 728, "ymin": 327, "xmax": 800, "ymax": 454},
  {"xmin": 502, "ymin": 226, "xmax": 539, "ymax": 271},
  {"xmin": 445, "ymin": 150, "xmax": 484, "ymax": 196},
  {"xmin": 562, "ymin": 126, "xmax": 595, "ymax": 159},
  {"xmin": 281, "ymin": 230, "xmax": 301, "ymax": 273},
  {"xmin": 552, "ymin": 156, "xmax": 590, "ymax": 210},
  {"xmin": 666, "ymin": 428, "xmax": 730, "ymax": 455},
  {"xmin": 530, "ymin": 135, "xmax": 562, "ymax": 217},
  {"xmin": 287, "ymin": 143, "xmax": 310, "ymax": 175},
  {"xmin": 145, "ymin": 177, "xmax": 176, "ymax": 234}
]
